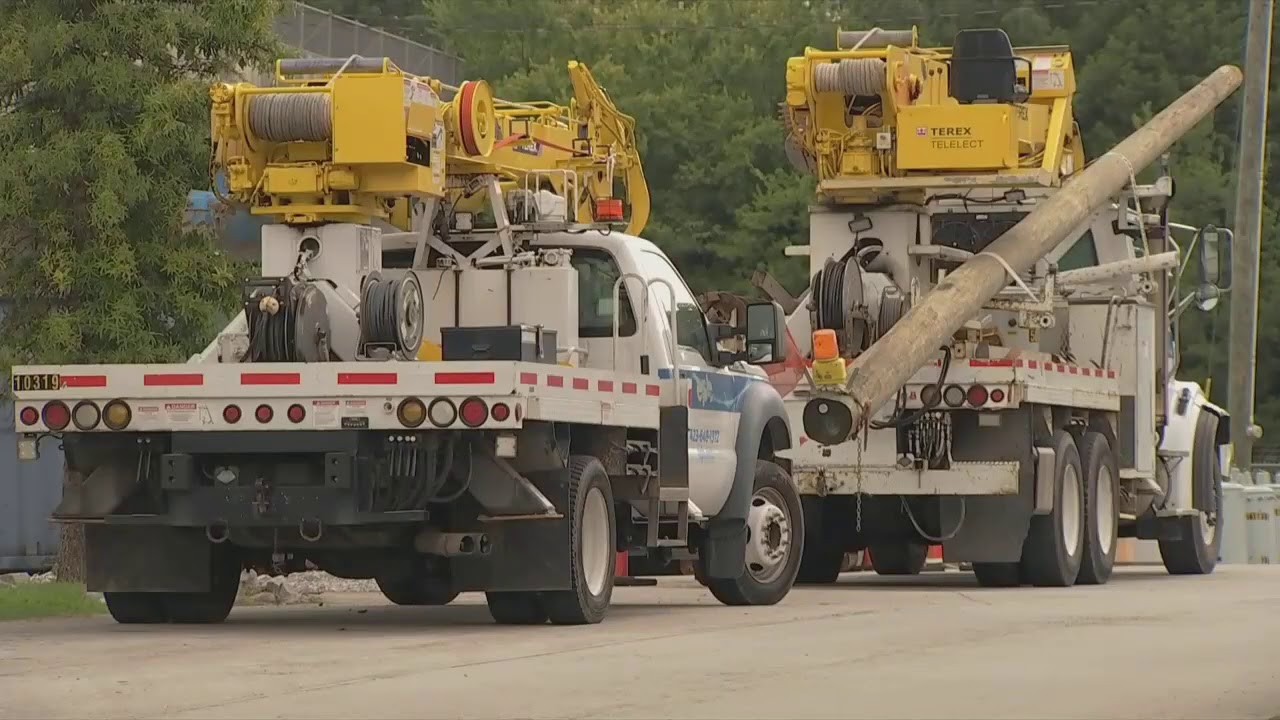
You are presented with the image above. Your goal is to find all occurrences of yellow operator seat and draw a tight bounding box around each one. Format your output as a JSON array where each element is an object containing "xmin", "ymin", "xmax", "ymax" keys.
[
  {"xmin": 209, "ymin": 56, "xmax": 650, "ymax": 236},
  {"xmin": 783, "ymin": 27, "xmax": 1087, "ymax": 205}
]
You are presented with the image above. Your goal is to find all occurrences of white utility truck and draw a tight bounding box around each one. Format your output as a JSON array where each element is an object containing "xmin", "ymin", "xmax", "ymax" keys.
[
  {"xmin": 9, "ymin": 57, "xmax": 804, "ymax": 624},
  {"xmin": 751, "ymin": 28, "xmax": 1238, "ymax": 586}
]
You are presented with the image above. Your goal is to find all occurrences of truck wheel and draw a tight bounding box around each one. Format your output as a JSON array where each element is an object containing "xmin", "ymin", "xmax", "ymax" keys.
[
  {"xmin": 1159, "ymin": 411, "xmax": 1223, "ymax": 575},
  {"xmin": 703, "ymin": 460, "xmax": 804, "ymax": 606},
  {"xmin": 161, "ymin": 545, "xmax": 242, "ymax": 624},
  {"xmin": 103, "ymin": 592, "xmax": 168, "ymax": 624},
  {"xmin": 1077, "ymin": 432, "xmax": 1119, "ymax": 585},
  {"xmin": 869, "ymin": 542, "xmax": 928, "ymax": 576},
  {"xmin": 485, "ymin": 592, "xmax": 547, "ymax": 624},
  {"xmin": 971, "ymin": 562, "xmax": 1021, "ymax": 587},
  {"xmin": 797, "ymin": 496, "xmax": 845, "ymax": 584},
  {"xmin": 1021, "ymin": 430, "xmax": 1085, "ymax": 587},
  {"xmin": 541, "ymin": 455, "xmax": 616, "ymax": 625}
]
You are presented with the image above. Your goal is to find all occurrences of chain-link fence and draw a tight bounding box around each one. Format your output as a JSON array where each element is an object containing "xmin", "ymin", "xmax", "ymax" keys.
[{"xmin": 274, "ymin": 1, "xmax": 463, "ymax": 84}]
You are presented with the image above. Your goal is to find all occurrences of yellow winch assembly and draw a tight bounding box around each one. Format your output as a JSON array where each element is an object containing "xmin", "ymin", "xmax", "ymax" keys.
[
  {"xmin": 210, "ymin": 56, "xmax": 650, "ymax": 235},
  {"xmin": 783, "ymin": 27, "xmax": 1087, "ymax": 204}
]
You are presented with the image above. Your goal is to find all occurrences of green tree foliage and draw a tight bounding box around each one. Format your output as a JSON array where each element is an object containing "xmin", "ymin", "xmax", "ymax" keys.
[{"xmin": 0, "ymin": 0, "xmax": 280, "ymax": 369}]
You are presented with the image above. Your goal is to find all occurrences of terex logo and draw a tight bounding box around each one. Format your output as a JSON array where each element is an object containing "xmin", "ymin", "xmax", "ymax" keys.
[{"xmin": 930, "ymin": 127, "xmax": 973, "ymax": 137}]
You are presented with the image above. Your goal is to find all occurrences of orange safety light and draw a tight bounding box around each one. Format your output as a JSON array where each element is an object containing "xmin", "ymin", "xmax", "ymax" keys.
[
  {"xmin": 595, "ymin": 197, "xmax": 624, "ymax": 222},
  {"xmin": 812, "ymin": 329, "xmax": 840, "ymax": 361}
]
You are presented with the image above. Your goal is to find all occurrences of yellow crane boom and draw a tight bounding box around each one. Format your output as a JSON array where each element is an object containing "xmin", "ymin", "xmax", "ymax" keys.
[{"xmin": 210, "ymin": 56, "xmax": 650, "ymax": 236}]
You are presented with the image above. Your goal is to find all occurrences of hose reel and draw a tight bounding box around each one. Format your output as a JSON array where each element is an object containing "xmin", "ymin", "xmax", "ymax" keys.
[
  {"xmin": 243, "ymin": 277, "xmax": 333, "ymax": 363},
  {"xmin": 811, "ymin": 257, "xmax": 870, "ymax": 357},
  {"xmin": 360, "ymin": 270, "xmax": 424, "ymax": 358}
]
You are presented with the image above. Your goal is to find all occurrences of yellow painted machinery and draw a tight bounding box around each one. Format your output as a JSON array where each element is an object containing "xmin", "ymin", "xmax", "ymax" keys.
[
  {"xmin": 210, "ymin": 56, "xmax": 649, "ymax": 235},
  {"xmin": 783, "ymin": 27, "xmax": 1086, "ymax": 204}
]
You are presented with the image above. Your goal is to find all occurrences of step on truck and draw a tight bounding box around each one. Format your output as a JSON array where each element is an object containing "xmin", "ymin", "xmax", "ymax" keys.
[
  {"xmin": 737, "ymin": 28, "xmax": 1239, "ymax": 586},
  {"xmin": 9, "ymin": 57, "xmax": 805, "ymax": 624}
]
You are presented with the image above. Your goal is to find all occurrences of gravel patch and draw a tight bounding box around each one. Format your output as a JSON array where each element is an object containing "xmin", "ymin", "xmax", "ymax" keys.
[{"xmin": 236, "ymin": 570, "xmax": 378, "ymax": 606}]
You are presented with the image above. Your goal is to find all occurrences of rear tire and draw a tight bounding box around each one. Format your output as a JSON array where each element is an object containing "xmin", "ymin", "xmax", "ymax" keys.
[
  {"xmin": 103, "ymin": 592, "xmax": 168, "ymax": 624},
  {"xmin": 972, "ymin": 562, "xmax": 1021, "ymax": 588},
  {"xmin": 1160, "ymin": 410, "xmax": 1223, "ymax": 575},
  {"xmin": 1077, "ymin": 432, "xmax": 1119, "ymax": 585},
  {"xmin": 701, "ymin": 460, "xmax": 804, "ymax": 606},
  {"xmin": 796, "ymin": 496, "xmax": 844, "ymax": 584},
  {"xmin": 541, "ymin": 456, "xmax": 616, "ymax": 625},
  {"xmin": 485, "ymin": 592, "xmax": 547, "ymax": 625},
  {"xmin": 869, "ymin": 542, "xmax": 928, "ymax": 576},
  {"xmin": 1021, "ymin": 430, "xmax": 1085, "ymax": 587},
  {"xmin": 161, "ymin": 544, "xmax": 242, "ymax": 624}
]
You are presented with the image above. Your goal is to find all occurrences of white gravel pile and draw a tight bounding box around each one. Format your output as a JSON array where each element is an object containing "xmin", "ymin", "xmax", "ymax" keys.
[{"xmin": 236, "ymin": 570, "xmax": 377, "ymax": 606}]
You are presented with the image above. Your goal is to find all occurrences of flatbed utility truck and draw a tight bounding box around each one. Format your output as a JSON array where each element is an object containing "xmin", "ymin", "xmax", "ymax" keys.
[
  {"xmin": 10, "ymin": 57, "xmax": 804, "ymax": 624},
  {"xmin": 737, "ymin": 28, "xmax": 1240, "ymax": 587}
]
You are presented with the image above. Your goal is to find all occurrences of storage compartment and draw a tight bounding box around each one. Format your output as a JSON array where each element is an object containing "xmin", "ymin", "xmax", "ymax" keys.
[{"xmin": 441, "ymin": 325, "xmax": 557, "ymax": 364}]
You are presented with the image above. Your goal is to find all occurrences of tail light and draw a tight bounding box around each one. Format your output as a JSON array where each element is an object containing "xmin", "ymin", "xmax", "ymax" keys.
[
  {"xmin": 18, "ymin": 407, "xmax": 39, "ymax": 427},
  {"xmin": 397, "ymin": 397, "xmax": 426, "ymax": 428},
  {"xmin": 989, "ymin": 388, "xmax": 1006, "ymax": 404},
  {"xmin": 919, "ymin": 385, "xmax": 941, "ymax": 408},
  {"xmin": 287, "ymin": 404, "xmax": 307, "ymax": 424},
  {"xmin": 491, "ymin": 403, "xmax": 510, "ymax": 422},
  {"xmin": 103, "ymin": 400, "xmax": 132, "ymax": 430},
  {"xmin": 942, "ymin": 385, "xmax": 966, "ymax": 408},
  {"xmin": 223, "ymin": 404, "xmax": 242, "ymax": 424},
  {"xmin": 428, "ymin": 398, "xmax": 457, "ymax": 427},
  {"xmin": 72, "ymin": 401, "xmax": 101, "ymax": 431},
  {"xmin": 42, "ymin": 401, "xmax": 70, "ymax": 432},
  {"xmin": 459, "ymin": 397, "xmax": 488, "ymax": 427},
  {"xmin": 967, "ymin": 384, "xmax": 989, "ymax": 407},
  {"xmin": 255, "ymin": 404, "xmax": 274, "ymax": 423}
]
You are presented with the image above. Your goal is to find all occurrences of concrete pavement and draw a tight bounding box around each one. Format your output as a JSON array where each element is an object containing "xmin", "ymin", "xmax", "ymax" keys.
[{"xmin": 1, "ymin": 566, "xmax": 1278, "ymax": 719}]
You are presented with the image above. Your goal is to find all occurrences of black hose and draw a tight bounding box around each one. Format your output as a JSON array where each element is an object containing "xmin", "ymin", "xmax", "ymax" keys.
[
  {"xmin": 362, "ymin": 276, "xmax": 401, "ymax": 348},
  {"xmin": 870, "ymin": 345, "xmax": 952, "ymax": 430}
]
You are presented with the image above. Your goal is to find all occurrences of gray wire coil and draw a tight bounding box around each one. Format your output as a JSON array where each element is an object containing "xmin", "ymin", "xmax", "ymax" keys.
[
  {"xmin": 247, "ymin": 93, "xmax": 333, "ymax": 143},
  {"xmin": 813, "ymin": 58, "xmax": 887, "ymax": 96}
]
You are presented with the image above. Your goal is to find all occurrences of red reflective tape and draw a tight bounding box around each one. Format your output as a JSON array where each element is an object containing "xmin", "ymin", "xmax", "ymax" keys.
[
  {"xmin": 645, "ymin": 384, "xmax": 661, "ymax": 397},
  {"xmin": 520, "ymin": 372, "xmax": 538, "ymax": 385},
  {"xmin": 1107, "ymin": 370, "xmax": 1116, "ymax": 379},
  {"xmin": 572, "ymin": 378, "xmax": 589, "ymax": 391},
  {"xmin": 547, "ymin": 375, "xmax": 564, "ymax": 388},
  {"xmin": 241, "ymin": 372, "xmax": 300, "ymax": 386},
  {"xmin": 1056, "ymin": 364, "xmax": 1066, "ymax": 373},
  {"xmin": 435, "ymin": 371, "xmax": 495, "ymax": 385},
  {"xmin": 1013, "ymin": 359, "xmax": 1024, "ymax": 368},
  {"xmin": 337, "ymin": 372, "xmax": 397, "ymax": 385},
  {"xmin": 622, "ymin": 382, "xmax": 637, "ymax": 395},
  {"xmin": 1069, "ymin": 366, "xmax": 1078, "ymax": 375},
  {"xmin": 970, "ymin": 359, "xmax": 1014, "ymax": 368},
  {"xmin": 1028, "ymin": 360, "xmax": 1039, "ymax": 370},
  {"xmin": 61, "ymin": 375, "xmax": 107, "ymax": 388},
  {"xmin": 598, "ymin": 380, "xmax": 614, "ymax": 392},
  {"xmin": 144, "ymin": 373, "xmax": 203, "ymax": 387}
]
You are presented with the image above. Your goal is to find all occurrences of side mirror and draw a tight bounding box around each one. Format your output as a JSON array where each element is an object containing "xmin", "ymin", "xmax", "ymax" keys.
[
  {"xmin": 743, "ymin": 301, "xmax": 788, "ymax": 365},
  {"xmin": 1196, "ymin": 225, "xmax": 1232, "ymax": 289}
]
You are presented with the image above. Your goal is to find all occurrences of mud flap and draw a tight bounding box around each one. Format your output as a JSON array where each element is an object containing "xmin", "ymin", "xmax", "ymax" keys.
[
  {"xmin": 85, "ymin": 525, "xmax": 212, "ymax": 593},
  {"xmin": 453, "ymin": 467, "xmax": 574, "ymax": 592}
]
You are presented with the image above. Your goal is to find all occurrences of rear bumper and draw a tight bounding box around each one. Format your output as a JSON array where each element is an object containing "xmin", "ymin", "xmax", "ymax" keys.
[{"xmin": 794, "ymin": 461, "xmax": 1020, "ymax": 496}]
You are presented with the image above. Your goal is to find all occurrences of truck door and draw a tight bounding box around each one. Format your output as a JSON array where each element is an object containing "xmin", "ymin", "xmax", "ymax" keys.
[{"xmin": 631, "ymin": 249, "xmax": 741, "ymax": 517}]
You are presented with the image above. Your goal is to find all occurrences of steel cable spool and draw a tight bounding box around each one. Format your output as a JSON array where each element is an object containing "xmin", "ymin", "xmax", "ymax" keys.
[
  {"xmin": 813, "ymin": 58, "xmax": 887, "ymax": 96},
  {"xmin": 360, "ymin": 271, "xmax": 424, "ymax": 358},
  {"xmin": 247, "ymin": 93, "xmax": 333, "ymax": 143}
]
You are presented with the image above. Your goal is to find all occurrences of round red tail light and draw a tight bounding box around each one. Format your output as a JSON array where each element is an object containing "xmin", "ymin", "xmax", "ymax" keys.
[
  {"xmin": 967, "ymin": 384, "xmax": 989, "ymax": 407},
  {"xmin": 287, "ymin": 404, "xmax": 306, "ymax": 424},
  {"xmin": 19, "ymin": 407, "xmax": 39, "ymax": 427},
  {"xmin": 255, "ymin": 404, "xmax": 274, "ymax": 423},
  {"xmin": 459, "ymin": 397, "xmax": 488, "ymax": 427},
  {"xmin": 989, "ymin": 388, "xmax": 1006, "ymax": 404},
  {"xmin": 42, "ymin": 401, "xmax": 70, "ymax": 431},
  {"xmin": 223, "ymin": 404, "xmax": 242, "ymax": 424},
  {"xmin": 491, "ymin": 403, "xmax": 510, "ymax": 422}
]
